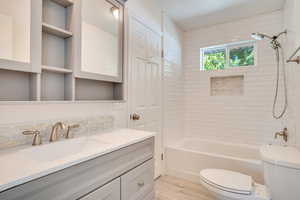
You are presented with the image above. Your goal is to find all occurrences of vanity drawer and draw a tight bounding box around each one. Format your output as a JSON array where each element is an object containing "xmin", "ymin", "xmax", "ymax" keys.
[
  {"xmin": 121, "ymin": 159, "xmax": 154, "ymax": 200},
  {"xmin": 79, "ymin": 178, "xmax": 120, "ymax": 200}
]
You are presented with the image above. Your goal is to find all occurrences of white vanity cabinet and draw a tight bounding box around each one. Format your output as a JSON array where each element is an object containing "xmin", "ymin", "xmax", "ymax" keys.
[
  {"xmin": 80, "ymin": 178, "xmax": 121, "ymax": 200},
  {"xmin": 0, "ymin": 137, "xmax": 155, "ymax": 200}
]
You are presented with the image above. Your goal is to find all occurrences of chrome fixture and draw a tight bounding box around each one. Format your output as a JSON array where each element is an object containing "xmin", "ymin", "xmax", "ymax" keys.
[
  {"xmin": 275, "ymin": 127, "xmax": 288, "ymax": 142},
  {"xmin": 251, "ymin": 30, "xmax": 287, "ymax": 49},
  {"xmin": 65, "ymin": 124, "xmax": 80, "ymax": 139},
  {"xmin": 251, "ymin": 30, "xmax": 288, "ymax": 119},
  {"xmin": 50, "ymin": 122, "xmax": 66, "ymax": 142},
  {"xmin": 22, "ymin": 130, "xmax": 42, "ymax": 146},
  {"xmin": 287, "ymin": 46, "xmax": 300, "ymax": 64}
]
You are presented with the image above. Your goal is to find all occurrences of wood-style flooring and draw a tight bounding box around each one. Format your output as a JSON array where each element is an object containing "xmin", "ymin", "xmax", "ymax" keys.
[{"xmin": 155, "ymin": 176, "xmax": 215, "ymax": 200}]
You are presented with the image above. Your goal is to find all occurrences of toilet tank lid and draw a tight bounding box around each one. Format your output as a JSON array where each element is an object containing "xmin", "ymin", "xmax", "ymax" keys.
[{"xmin": 260, "ymin": 145, "xmax": 300, "ymax": 169}]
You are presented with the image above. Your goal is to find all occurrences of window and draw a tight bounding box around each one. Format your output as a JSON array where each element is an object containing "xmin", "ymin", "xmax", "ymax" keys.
[{"xmin": 200, "ymin": 41, "xmax": 256, "ymax": 71}]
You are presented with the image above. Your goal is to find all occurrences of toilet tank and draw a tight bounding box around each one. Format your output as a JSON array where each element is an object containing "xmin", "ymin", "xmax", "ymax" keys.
[{"xmin": 260, "ymin": 145, "xmax": 300, "ymax": 200}]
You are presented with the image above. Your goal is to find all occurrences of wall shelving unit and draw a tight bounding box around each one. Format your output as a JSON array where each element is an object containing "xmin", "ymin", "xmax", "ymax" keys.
[{"xmin": 0, "ymin": 0, "xmax": 125, "ymax": 103}]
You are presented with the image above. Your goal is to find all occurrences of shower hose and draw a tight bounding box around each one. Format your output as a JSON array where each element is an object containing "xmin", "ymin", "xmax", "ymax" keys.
[{"xmin": 273, "ymin": 46, "xmax": 288, "ymax": 119}]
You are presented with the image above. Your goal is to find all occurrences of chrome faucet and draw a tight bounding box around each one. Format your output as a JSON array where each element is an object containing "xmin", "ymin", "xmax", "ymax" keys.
[
  {"xmin": 275, "ymin": 127, "xmax": 288, "ymax": 142},
  {"xmin": 50, "ymin": 122, "xmax": 66, "ymax": 142}
]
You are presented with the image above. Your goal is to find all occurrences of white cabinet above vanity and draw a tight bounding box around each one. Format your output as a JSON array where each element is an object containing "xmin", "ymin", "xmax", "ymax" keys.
[
  {"xmin": 75, "ymin": 0, "xmax": 124, "ymax": 83},
  {"xmin": 0, "ymin": 0, "xmax": 127, "ymax": 102},
  {"xmin": 0, "ymin": 129, "xmax": 155, "ymax": 200}
]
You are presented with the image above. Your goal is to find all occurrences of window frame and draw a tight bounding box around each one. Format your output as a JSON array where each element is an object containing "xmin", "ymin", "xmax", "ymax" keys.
[{"xmin": 200, "ymin": 40, "xmax": 257, "ymax": 71}]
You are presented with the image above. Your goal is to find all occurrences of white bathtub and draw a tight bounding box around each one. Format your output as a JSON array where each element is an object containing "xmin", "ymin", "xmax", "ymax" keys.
[{"xmin": 165, "ymin": 139, "xmax": 264, "ymax": 184}]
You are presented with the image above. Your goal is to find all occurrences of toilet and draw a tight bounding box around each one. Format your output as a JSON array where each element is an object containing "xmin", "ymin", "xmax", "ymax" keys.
[{"xmin": 199, "ymin": 145, "xmax": 300, "ymax": 200}]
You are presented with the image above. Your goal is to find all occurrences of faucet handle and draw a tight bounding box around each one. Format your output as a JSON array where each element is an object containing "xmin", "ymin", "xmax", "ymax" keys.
[
  {"xmin": 22, "ymin": 130, "xmax": 42, "ymax": 146},
  {"xmin": 65, "ymin": 124, "xmax": 80, "ymax": 139}
]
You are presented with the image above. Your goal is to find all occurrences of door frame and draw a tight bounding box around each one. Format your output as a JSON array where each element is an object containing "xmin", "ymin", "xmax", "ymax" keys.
[{"xmin": 125, "ymin": 9, "xmax": 165, "ymax": 178}]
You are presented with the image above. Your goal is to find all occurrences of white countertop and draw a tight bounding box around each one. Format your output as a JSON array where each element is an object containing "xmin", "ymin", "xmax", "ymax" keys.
[{"xmin": 0, "ymin": 129, "xmax": 155, "ymax": 192}]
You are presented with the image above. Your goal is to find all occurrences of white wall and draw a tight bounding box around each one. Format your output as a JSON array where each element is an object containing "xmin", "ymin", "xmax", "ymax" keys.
[
  {"xmin": 182, "ymin": 11, "xmax": 297, "ymax": 146},
  {"xmin": 162, "ymin": 14, "xmax": 184, "ymax": 145},
  {"xmin": 283, "ymin": 0, "xmax": 300, "ymax": 149}
]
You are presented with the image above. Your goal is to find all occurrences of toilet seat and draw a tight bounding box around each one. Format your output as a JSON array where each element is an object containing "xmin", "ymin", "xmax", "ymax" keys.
[
  {"xmin": 200, "ymin": 169, "xmax": 253, "ymax": 195},
  {"xmin": 200, "ymin": 169, "xmax": 270, "ymax": 200}
]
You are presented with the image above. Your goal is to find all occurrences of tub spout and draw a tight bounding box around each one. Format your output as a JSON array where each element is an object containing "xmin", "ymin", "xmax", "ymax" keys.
[{"xmin": 275, "ymin": 128, "xmax": 288, "ymax": 142}]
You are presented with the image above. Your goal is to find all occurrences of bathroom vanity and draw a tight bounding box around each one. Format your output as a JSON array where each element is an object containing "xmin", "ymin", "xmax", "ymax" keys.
[{"xmin": 0, "ymin": 129, "xmax": 155, "ymax": 200}]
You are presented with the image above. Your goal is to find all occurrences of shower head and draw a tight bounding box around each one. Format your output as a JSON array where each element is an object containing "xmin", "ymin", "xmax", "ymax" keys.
[
  {"xmin": 251, "ymin": 32, "xmax": 273, "ymax": 40},
  {"xmin": 251, "ymin": 30, "xmax": 287, "ymax": 50},
  {"xmin": 251, "ymin": 30, "xmax": 287, "ymax": 41}
]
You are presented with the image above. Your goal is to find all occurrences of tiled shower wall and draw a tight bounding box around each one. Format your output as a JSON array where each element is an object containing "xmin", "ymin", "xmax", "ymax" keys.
[
  {"xmin": 283, "ymin": 0, "xmax": 300, "ymax": 149},
  {"xmin": 183, "ymin": 10, "xmax": 297, "ymax": 145},
  {"xmin": 163, "ymin": 15, "xmax": 185, "ymax": 145}
]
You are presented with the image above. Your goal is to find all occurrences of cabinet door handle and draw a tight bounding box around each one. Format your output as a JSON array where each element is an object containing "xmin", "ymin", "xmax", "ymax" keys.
[{"xmin": 137, "ymin": 181, "xmax": 145, "ymax": 187}]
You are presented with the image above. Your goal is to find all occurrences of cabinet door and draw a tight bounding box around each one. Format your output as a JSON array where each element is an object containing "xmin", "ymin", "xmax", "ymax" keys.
[
  {"xmin": 80, "ymin": 178, "xmax": 120, "ymax": 200},
  {"xmin": 121, "ymin": 159, "xmax": 154, "ymax": 200}
]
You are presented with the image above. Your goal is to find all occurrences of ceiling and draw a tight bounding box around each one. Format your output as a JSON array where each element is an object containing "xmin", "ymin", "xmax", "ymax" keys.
[{"xmin": 162, "ymin": 0, "xmax": 286, "ymax": 31}]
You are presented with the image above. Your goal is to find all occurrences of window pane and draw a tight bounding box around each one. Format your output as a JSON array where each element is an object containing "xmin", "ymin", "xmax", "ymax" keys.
[
  {"xmin": 229, "ymin": 46, "xmax": 254, "ymax": 67},
  {"xmin": 203, "ymin": 48, "xmax": 226, "ymax": 70}
]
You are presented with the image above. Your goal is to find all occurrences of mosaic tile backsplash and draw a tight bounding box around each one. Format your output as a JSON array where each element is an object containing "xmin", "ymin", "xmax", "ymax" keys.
[{"xmin": 0, "ymin": 115, "xmax": 115, "ymax": 150}]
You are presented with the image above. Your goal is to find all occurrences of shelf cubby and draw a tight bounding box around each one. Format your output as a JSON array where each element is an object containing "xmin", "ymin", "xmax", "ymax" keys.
[
  {"xmin": 0, "ymin": 69, "xmax": 39, "ymax": 101},
  {"xmin": 42, "ymin": 0, "xmax": 73, "ymax": 31},
  {"xmin": 75, "ymin": 78, "xmax": 123, "ymax": 101},
  {"xmin": 41, "ymin": 71, "xmax": 73, "ymax": 101},
  {"xmin": 42, "ymin": 23, "xmax": 73, "ymax": 39},
  {"xmin": 42, "ymin": 32, "xmax": 72, "ymax": 69}
]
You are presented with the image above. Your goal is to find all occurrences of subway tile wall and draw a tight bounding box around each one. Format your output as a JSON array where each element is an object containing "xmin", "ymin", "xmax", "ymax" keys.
[{"xmin": 182, "ymin": 10, "xmax": 297, "ymax": 145}]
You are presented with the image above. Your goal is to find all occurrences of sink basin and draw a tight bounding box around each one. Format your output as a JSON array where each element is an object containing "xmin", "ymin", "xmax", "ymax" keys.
[{"xmin": 19, "ymin": 137, "xmax": 109, "ymax": 162}]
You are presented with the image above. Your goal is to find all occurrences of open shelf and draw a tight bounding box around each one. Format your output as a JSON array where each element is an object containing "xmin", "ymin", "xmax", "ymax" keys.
[
  {"xmin": 42, "ymin": 32, "xmax": 72, "ymax": 70},
  {"xmin": 42, "ymin": 23, "xmax": 73, "ymax": 38},
  {"xmin": 42, "ymin": 65, "xmax": 73, "ymax": 74},
  {"xmin": 0, "ymin": 69, "xmax": 38, "ymax": 101},
  {"xmin": 50, "ymin": 0, "xmax": 73, "ymax": 7},
  {"xmin": 75, "ymin": 78, "xmax": 124, "ymax": 101},
  {"xmin": 41, "ymin": 71, "xmax": 73, "ymax": 101}
]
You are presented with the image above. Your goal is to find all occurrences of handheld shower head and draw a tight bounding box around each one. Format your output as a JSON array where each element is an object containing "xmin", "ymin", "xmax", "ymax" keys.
[
  {"xmin": 252, "ymin": 30, "xmax": 287, "ymax": 50},
  {"xmin": 251, "ymin": 33, "xmax": 264, "ymax": 40},
  {"xmin": 251, "ymin": 32, "xmax": 273, "ymax": 40},
  {"xmin": 251, "ymin": 30, "xmax": 288, "ymax": 119}
]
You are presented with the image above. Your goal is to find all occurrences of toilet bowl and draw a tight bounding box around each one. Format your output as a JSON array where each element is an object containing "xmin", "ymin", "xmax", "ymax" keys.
[
  {"xmin": 199, "ymin": 145, "xmax": 300, "ymax": 200},
  {"xmin": 199, "ymin": 169, "xmax": 269, "ymax": 200}
]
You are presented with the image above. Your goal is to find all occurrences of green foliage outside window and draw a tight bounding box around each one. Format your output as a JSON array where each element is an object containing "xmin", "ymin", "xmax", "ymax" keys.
[
  {"xmin": 201, "ymin": 43, "xmax": 255, "ymax": 71},
  {"xmin": 230, "ymin": 46, "xmax": 254, "ymax": 67},
  {"xmin": 203, "ymin": 49, "xmax": 226, "ymax": 70}
]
